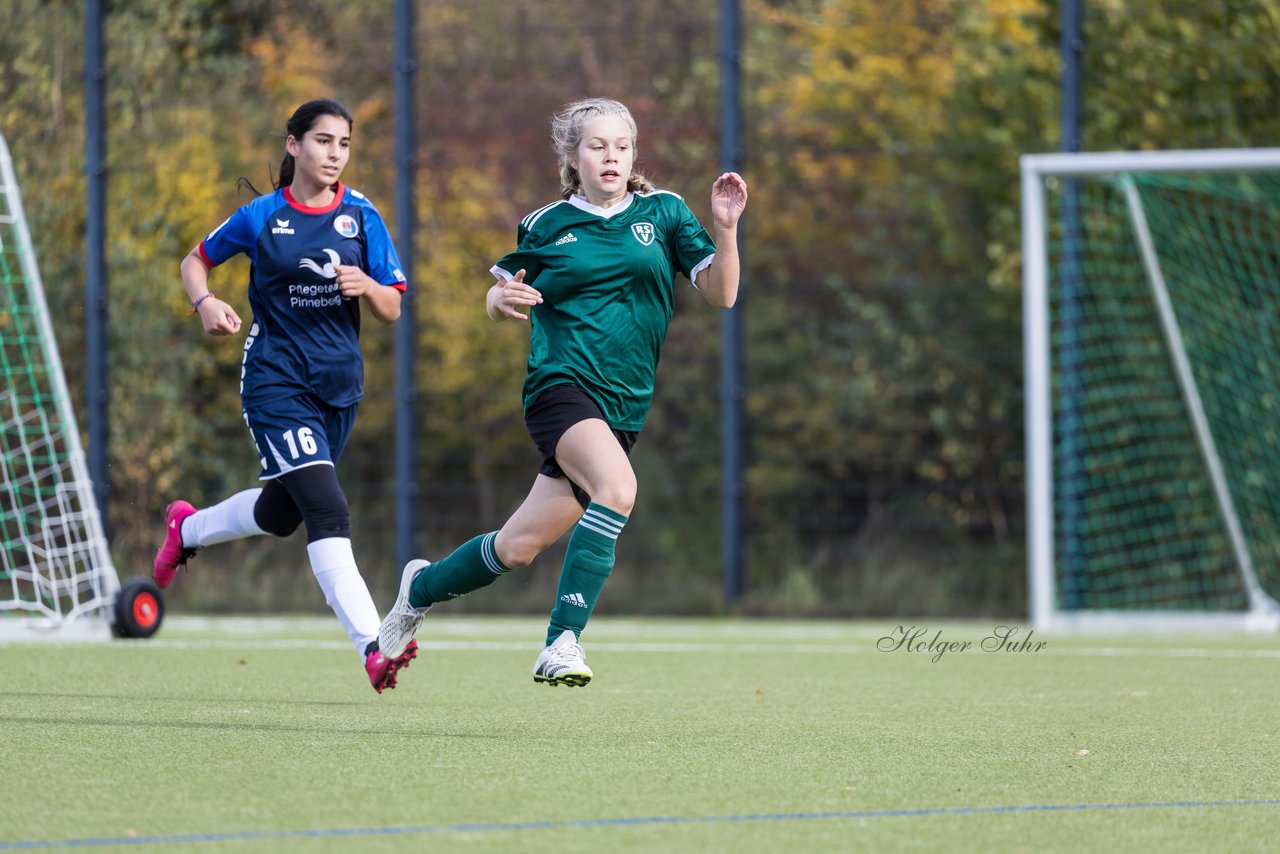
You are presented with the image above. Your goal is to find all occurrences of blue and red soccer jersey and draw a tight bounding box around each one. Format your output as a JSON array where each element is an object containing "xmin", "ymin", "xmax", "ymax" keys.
[{"xmin": 199, "ymin": 182, "xmax": 406, "ymax": 409}]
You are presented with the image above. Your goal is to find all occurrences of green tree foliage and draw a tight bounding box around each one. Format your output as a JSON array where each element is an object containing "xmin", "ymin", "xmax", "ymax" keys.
[
  {"xmin": 1080, "ymin": 0, "xmax": 1280, "ymax": 150},
  {"xmin": 738, "ymin": 0, "xmax": 1056, "ymax": 612}
]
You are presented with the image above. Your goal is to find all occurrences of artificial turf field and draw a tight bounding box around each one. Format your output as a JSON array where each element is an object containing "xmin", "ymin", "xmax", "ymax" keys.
[{"xmin": 2, "ymin": 615, "xmax": 1278, "ymax": 852}]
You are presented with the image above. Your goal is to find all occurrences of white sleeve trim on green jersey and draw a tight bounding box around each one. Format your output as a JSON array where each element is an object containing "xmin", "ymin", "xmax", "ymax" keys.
[
  {"xmin": 522, "ymin": 199, "xmax": 569, "ymax": 230},
  {"xmin": 490, "ymin": 264, "xmax": 515, "ymax": 282},
  {"xmin": 689, "ymin": 252, "xmax": 715, "ymax": 289}
]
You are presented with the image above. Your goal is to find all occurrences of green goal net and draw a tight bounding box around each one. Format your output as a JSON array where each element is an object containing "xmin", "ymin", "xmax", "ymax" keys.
[
  {"xmin": 0, "ymin": 132, "xmax": 120, "ymax": 634},
  {"xmin": 1023, "ymin": 149, "xmax": 1280, "ymax": 631}
]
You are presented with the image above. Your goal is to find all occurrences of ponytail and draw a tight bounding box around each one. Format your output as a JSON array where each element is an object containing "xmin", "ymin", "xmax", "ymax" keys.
[{"xmin": 277, "ymin": 153, "xmax": 296, "ymax": 190}]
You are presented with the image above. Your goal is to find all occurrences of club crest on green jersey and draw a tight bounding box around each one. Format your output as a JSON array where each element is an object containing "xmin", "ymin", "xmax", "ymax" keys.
[{"xmin": 631, "ymin": 222, "xmax": 656, "ymax": 246}]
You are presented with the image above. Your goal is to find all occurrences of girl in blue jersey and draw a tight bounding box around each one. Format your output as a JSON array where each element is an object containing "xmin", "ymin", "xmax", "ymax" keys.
[
  {"xmin": 153, "ymin": 99, "xmax": 416, "ymax": 693},
  {"xmin": 378, "ymin": 97, "xmax": 748, "ymax": 686}
]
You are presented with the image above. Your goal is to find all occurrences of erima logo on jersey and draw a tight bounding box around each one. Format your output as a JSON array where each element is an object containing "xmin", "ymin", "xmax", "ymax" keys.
[
  {"xmin": 299, "ymin": 248, "xmax": 341, "ymax": 279},
  {"xmin": 271, "ymin": 218, "xmax": 295, "ymax": 235},
  {"xmin": 631, "ymin": 222, "xmax": 656, "ymax": 246},
  {"xmin": 555, "ymin": 232, "xmax": 577, "ymax": 246},
  {"xmin": 334, "ymin": 215, "xmax": 359, "ymax": 238}
]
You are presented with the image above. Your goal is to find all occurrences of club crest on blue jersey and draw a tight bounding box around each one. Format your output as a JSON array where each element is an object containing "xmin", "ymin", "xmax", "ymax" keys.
[
  {"xmin": 334, "ymin": 215, "xmax": 359, "ymax": 239},
  {"xmin": 631, "ymin": 222, "xmax": 656, "ymax": 246}
]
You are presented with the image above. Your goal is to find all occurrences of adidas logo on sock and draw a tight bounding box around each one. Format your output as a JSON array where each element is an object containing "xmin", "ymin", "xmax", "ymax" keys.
[
  {"xmin": 559, "ymin": 592, "xmax": 587, "ymax": 608},
  {"xmin": 554, "ymin": 232, "xmax": 577, "ymax": 246}
]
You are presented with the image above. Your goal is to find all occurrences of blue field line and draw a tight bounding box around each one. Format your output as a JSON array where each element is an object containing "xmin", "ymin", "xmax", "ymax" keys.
[{"xmin": 2, "ymin": 799, "xmax": 1276, "ymax": 849}]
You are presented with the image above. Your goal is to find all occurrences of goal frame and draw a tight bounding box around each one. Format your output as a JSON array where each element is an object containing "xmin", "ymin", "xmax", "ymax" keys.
[
  {"xmin": 1022, "ymin": 147, "xmax": 1280, "ymax": 633},
  {"xmin": 0, "ymin": 132, "xmax": 119, "ymax": 638}
]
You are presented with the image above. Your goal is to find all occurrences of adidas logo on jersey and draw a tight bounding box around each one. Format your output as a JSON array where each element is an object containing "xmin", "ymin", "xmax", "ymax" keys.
[
  {"xmin": 555, "ymin": 232, "xmax": 578, "ymax": 246},
  {"xmin": 559, "ymin": 592, "xmax": 587, "ymax": 608},
  {"xmin": 271, "ymin": 218, "xmax": 295, "ymax": 235}
]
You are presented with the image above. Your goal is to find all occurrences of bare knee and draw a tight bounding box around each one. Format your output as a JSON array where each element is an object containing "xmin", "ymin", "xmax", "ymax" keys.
[
  {"xmin": 589, "ymin": 477, "xmax": 636, "ymax": 517},
  {"xmin": 495, "ymin": 532, "xmax": 543, "ymax": 569}
]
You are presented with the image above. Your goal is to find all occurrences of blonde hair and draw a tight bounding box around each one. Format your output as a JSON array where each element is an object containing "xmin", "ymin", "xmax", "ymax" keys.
[{"xmin": 550, "ymin": 97, "xmax": 654, "ymax": 199}]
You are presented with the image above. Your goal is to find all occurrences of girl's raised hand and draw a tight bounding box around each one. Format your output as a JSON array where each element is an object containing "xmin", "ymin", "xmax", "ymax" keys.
[{"xmin": 711, "ymin": 172, "xmax": 748, "ymax": 230}]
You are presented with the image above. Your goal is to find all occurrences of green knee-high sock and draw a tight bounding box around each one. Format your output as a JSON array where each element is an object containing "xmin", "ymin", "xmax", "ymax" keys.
[
  {"xmin": 408, "ymin": 532, "xmax": 510, "ymax": 608},
  {"xmin": 547, "ymin": 503, "xmax": 628, "ymax": 645}
]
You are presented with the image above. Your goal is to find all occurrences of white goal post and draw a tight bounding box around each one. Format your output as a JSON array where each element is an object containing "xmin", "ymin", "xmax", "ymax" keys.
[
  {"xmin": 0, "ymin": 133, "xmax": 161, "ymax": 639},
  {"xmin": 1022, "ymin": 147, "xmax": 1280, "ymax": 633}
]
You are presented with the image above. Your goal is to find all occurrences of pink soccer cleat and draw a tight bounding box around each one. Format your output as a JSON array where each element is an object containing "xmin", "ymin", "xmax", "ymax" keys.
[
  {"xmin": 152, "ymin": 500, "xmax": 198, "ymax": 589},
  {"xmin": 366, "ymin": 639, "xmax": 418, "ymax": 694}
]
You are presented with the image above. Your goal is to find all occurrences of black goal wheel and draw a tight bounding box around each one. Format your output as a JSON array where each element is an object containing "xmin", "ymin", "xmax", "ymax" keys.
[{"xmin": 112, "ymin": 577, "xmax": 165, "ymax": 639}]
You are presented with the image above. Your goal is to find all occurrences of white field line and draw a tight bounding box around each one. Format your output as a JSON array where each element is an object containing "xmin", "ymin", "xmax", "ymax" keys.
[
  {"xmin": 5, "ymin": 634, "xmax": 1280, "ymax": 658},
  {"xmin": 163, "ymin": 616, "xmax": 894, "ymax": 640}
]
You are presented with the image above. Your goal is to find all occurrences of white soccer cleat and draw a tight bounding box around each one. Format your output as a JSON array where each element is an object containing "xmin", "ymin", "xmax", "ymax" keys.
[
  {"xmin": 378, "ymin": 559, "xmax": 431, "ymax": 660},
  {"xmin": 533, "ymin": 629, "xmax": 593, "ymax": 687}
]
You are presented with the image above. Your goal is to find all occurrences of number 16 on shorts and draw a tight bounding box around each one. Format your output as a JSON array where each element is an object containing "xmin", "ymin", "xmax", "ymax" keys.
[
  {"xmin": 243, "ymin": 399, "xmax": 355, "ymax": 479},
  {"xmin": 282, "ymin": 426, "xmax": 318, "ymax": 459}
]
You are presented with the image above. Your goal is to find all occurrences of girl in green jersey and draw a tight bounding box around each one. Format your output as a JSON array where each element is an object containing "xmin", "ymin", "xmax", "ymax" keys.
[{"xmin": 380, "ymin": 97, "xmax": 747, "ymax": 686}]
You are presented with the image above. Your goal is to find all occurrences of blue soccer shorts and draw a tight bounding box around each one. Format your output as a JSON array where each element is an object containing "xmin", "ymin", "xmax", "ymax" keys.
[{"xmin": 243, "ymin": 395, "xmax": 358, "ymax": 480}]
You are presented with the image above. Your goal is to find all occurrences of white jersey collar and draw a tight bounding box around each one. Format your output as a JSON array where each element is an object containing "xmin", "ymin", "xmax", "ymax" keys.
[{"xmin": 568, "ymin": 192, "xmax": 635, "ymax": 219}]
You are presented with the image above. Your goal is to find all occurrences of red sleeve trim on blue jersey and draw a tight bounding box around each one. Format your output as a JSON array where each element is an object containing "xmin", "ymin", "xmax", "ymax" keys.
[{"xmin": 197, "ymin": 241, "xmax": 217, "ymax": 268}]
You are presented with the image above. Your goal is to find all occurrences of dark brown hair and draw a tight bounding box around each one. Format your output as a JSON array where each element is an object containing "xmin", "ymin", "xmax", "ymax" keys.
[{"xmin": 238, "ymin": 99, "xmax": 354, "ymax": 196}]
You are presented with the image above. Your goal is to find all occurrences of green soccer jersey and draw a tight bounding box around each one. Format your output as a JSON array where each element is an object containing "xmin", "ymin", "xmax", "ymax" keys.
[{"xmin": 492, "ymin": 190, "xmax": 717, "ymax": 431}]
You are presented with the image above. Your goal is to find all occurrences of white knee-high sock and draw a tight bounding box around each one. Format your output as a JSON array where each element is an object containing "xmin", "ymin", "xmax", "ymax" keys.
[
  {"xmin": 307, "ymin": 537, "xmax": 380, "ymax": 657},
  {"xmin": 181, "ymin": 488, "xmax": 266, "ymax": 547}
]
